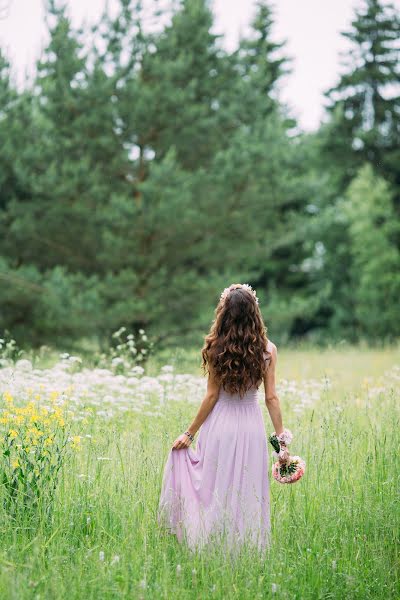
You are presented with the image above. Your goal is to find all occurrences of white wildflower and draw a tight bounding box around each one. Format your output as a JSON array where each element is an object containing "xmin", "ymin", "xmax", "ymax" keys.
[
  {"xmin": 113, "ymin": 327, "xmax": 126, "ymax": 338},
  {"xmin": 69, "ymin": 356, "xmax": 82, "ymax": 363},
  {"xmin": 111, "ymin": 357, "xmax": 125, "ymax": 366}
]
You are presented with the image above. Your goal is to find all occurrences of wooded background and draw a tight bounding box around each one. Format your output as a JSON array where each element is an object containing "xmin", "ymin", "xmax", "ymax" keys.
[{"xmin": 0, "ymin": 0, "xmax": 399, "ymax": 350}]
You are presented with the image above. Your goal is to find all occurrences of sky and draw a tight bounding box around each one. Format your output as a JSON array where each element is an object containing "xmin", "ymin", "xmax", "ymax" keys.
[{"xmin": 0, "ymin": 0, "xmax": 398, "ymax": 131}]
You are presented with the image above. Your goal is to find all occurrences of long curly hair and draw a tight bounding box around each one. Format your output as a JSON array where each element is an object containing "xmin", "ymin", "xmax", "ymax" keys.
[{"xmin": 201, "ymin": 283, "xmax": 271, "ymax": 398}]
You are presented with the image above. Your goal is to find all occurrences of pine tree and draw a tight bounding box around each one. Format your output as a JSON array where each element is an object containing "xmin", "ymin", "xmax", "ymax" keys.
[
  {"xmin": 0, "ymin": 52, "xmax": 34, "ymax": 213},
  {"xmin": 0, "ymin": 51, "xmax": 16, "ymax": 211},
  {"xmin": 2, "ymin": 1, "xmax": 133, "ymax": 275},
  {"xmin": 235, "ymin": 0, "xmax": 290, "ymax": 124},
  {"xmin": 324, "ymin": 0, "xmax": 400, "ymax": 193},
  {"xmin": 0, "ymin": 2, "xmax": 131, "ymax": 344},
  {"xmin": 118, "ymin": 0, "xmax": 235, "ymax": 174}
]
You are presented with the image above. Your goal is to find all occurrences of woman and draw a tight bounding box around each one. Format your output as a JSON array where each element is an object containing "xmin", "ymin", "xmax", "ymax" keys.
[{"xmin": 157, "ymin": 283, "xmax": 289, "ymax": 553}]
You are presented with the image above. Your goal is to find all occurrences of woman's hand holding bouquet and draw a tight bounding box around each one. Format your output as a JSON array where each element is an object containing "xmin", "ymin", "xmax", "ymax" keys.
[{"xmin": 269, "ymin": 429, "xmax": 306, "ymax": 484}]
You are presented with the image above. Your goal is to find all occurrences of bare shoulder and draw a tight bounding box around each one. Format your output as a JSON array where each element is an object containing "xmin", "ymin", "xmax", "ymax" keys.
[
  {"xmin": 267, "ymin": 339, "xmax": 277, "ymax": 360},
  {"xmin": 263, "ymin": 340, "xmax": 277, "ymax": 380}
]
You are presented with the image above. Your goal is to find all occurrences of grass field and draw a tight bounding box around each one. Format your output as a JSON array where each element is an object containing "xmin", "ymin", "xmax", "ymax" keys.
[{"xmin": 0, "ymin": 344, "xmax": 399, "ymax": 599}]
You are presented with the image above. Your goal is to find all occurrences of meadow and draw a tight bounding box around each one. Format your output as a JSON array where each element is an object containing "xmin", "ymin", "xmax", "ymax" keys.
[{"xmin": 0, "ymin": 344, "xmax": 399, "ymax": 599}]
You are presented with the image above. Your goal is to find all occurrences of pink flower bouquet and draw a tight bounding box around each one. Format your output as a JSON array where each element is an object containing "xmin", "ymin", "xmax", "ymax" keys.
[{"xmin": 269, "ymin": 429, "xmax": 306, "ymax": 484}]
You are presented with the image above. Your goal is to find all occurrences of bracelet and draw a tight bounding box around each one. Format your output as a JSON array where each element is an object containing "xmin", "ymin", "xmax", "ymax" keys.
[{"xmin": 184, "ymin": 430, "xmax": 194, "ymax": 442}]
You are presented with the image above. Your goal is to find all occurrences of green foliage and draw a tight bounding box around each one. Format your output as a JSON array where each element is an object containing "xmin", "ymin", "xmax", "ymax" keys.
[
  {"xmin": 0, "ymin": 0, "xmax": 399, "ymax": 349},
  {"xmin": 342, "ymin": 164, "xmax": 400, "ymax": 339},
  {"xmin": 299, "ymin": 0, "xmax": 400, "ymax": 341},
  {"xmin": 324, "ymin": 0, "xmax": 400, "ymax": 190}
]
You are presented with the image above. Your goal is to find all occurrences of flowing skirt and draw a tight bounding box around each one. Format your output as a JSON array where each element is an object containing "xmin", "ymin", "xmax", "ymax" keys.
[{"xmin": 157, "ymin": 389, "xmax": 271, "ymax": 554}]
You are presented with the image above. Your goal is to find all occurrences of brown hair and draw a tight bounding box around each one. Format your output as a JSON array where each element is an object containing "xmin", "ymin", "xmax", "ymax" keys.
[{"xmin": 201, "ymin": 283, "xmax": 271, "ymax": 398}]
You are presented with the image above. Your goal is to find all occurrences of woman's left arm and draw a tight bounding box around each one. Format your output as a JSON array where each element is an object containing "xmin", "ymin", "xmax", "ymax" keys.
[{"xmin": 171, "ymin": 365, "xmax": 221, "ymax": 450}]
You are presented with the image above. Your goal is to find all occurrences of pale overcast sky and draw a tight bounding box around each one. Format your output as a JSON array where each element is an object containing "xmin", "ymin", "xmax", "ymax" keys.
[{"xmin": 0, "ymin": 0, "xmax": 398, "ymax": 130}]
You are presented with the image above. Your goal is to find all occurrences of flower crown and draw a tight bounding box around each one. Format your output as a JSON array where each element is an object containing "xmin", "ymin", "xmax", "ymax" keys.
[{"xmin": 219, "ymin": 283, "xmax": 259, "ymax": 305}]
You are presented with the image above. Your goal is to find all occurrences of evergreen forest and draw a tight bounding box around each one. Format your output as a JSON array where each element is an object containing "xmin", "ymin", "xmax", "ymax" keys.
[{"xmin": 1, "ymin": 0, "xmax": 399, "ymax": 352}]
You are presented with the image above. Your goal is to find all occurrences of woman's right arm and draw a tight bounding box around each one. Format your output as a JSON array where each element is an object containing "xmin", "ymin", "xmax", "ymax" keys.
[{"xmin": 263, "ymin": 342, "xmax": 285, "ymax": 437}]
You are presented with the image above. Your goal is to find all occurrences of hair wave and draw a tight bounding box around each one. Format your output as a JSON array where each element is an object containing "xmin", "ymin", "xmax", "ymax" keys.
[{"xmin": 201, "ymin": 284, "xmax": 271, "ymax": 398}]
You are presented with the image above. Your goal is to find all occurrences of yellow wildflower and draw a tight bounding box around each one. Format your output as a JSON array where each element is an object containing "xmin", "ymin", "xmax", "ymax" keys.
[
  {"xmin": 3, "ymin": 391, "xmax": 13, "ymax": 404},
  {"xmin": 25, "ymin": 402, "xmax": 35, "ymax": 415},
  {"xmin": 70, "ymin": 435, "xmax": 82, "ymax": 450},
  {"xmin": 11, "ymin": 459, "xmax": 19, "ymax": 470},
  {"xmin": 51, "ymin": 408, "xmax": 63, "ymax": 420},
  {"xmin": 29, "ymin": 427, "xmax": 44, "ymax": 438},
  {"xmin": 8, "ymin": 429, "xmax": 19, "ymax": 439}
]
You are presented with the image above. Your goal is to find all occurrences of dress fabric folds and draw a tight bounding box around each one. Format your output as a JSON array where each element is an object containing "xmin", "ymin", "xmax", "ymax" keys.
[{"xmin": 157, "ymin": 383, "xmax": 271, "ymax": 554}]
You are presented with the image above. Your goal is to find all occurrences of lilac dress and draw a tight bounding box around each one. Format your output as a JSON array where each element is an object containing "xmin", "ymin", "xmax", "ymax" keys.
[{"xmin": 157, "ymin": 365, "xmax": 271, "ymax": 554}]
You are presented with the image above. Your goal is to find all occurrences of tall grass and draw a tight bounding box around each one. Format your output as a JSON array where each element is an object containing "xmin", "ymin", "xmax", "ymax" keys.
[{"xmin": 0, "ymin": 346, "xmax": 399, "ymax": 599}]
